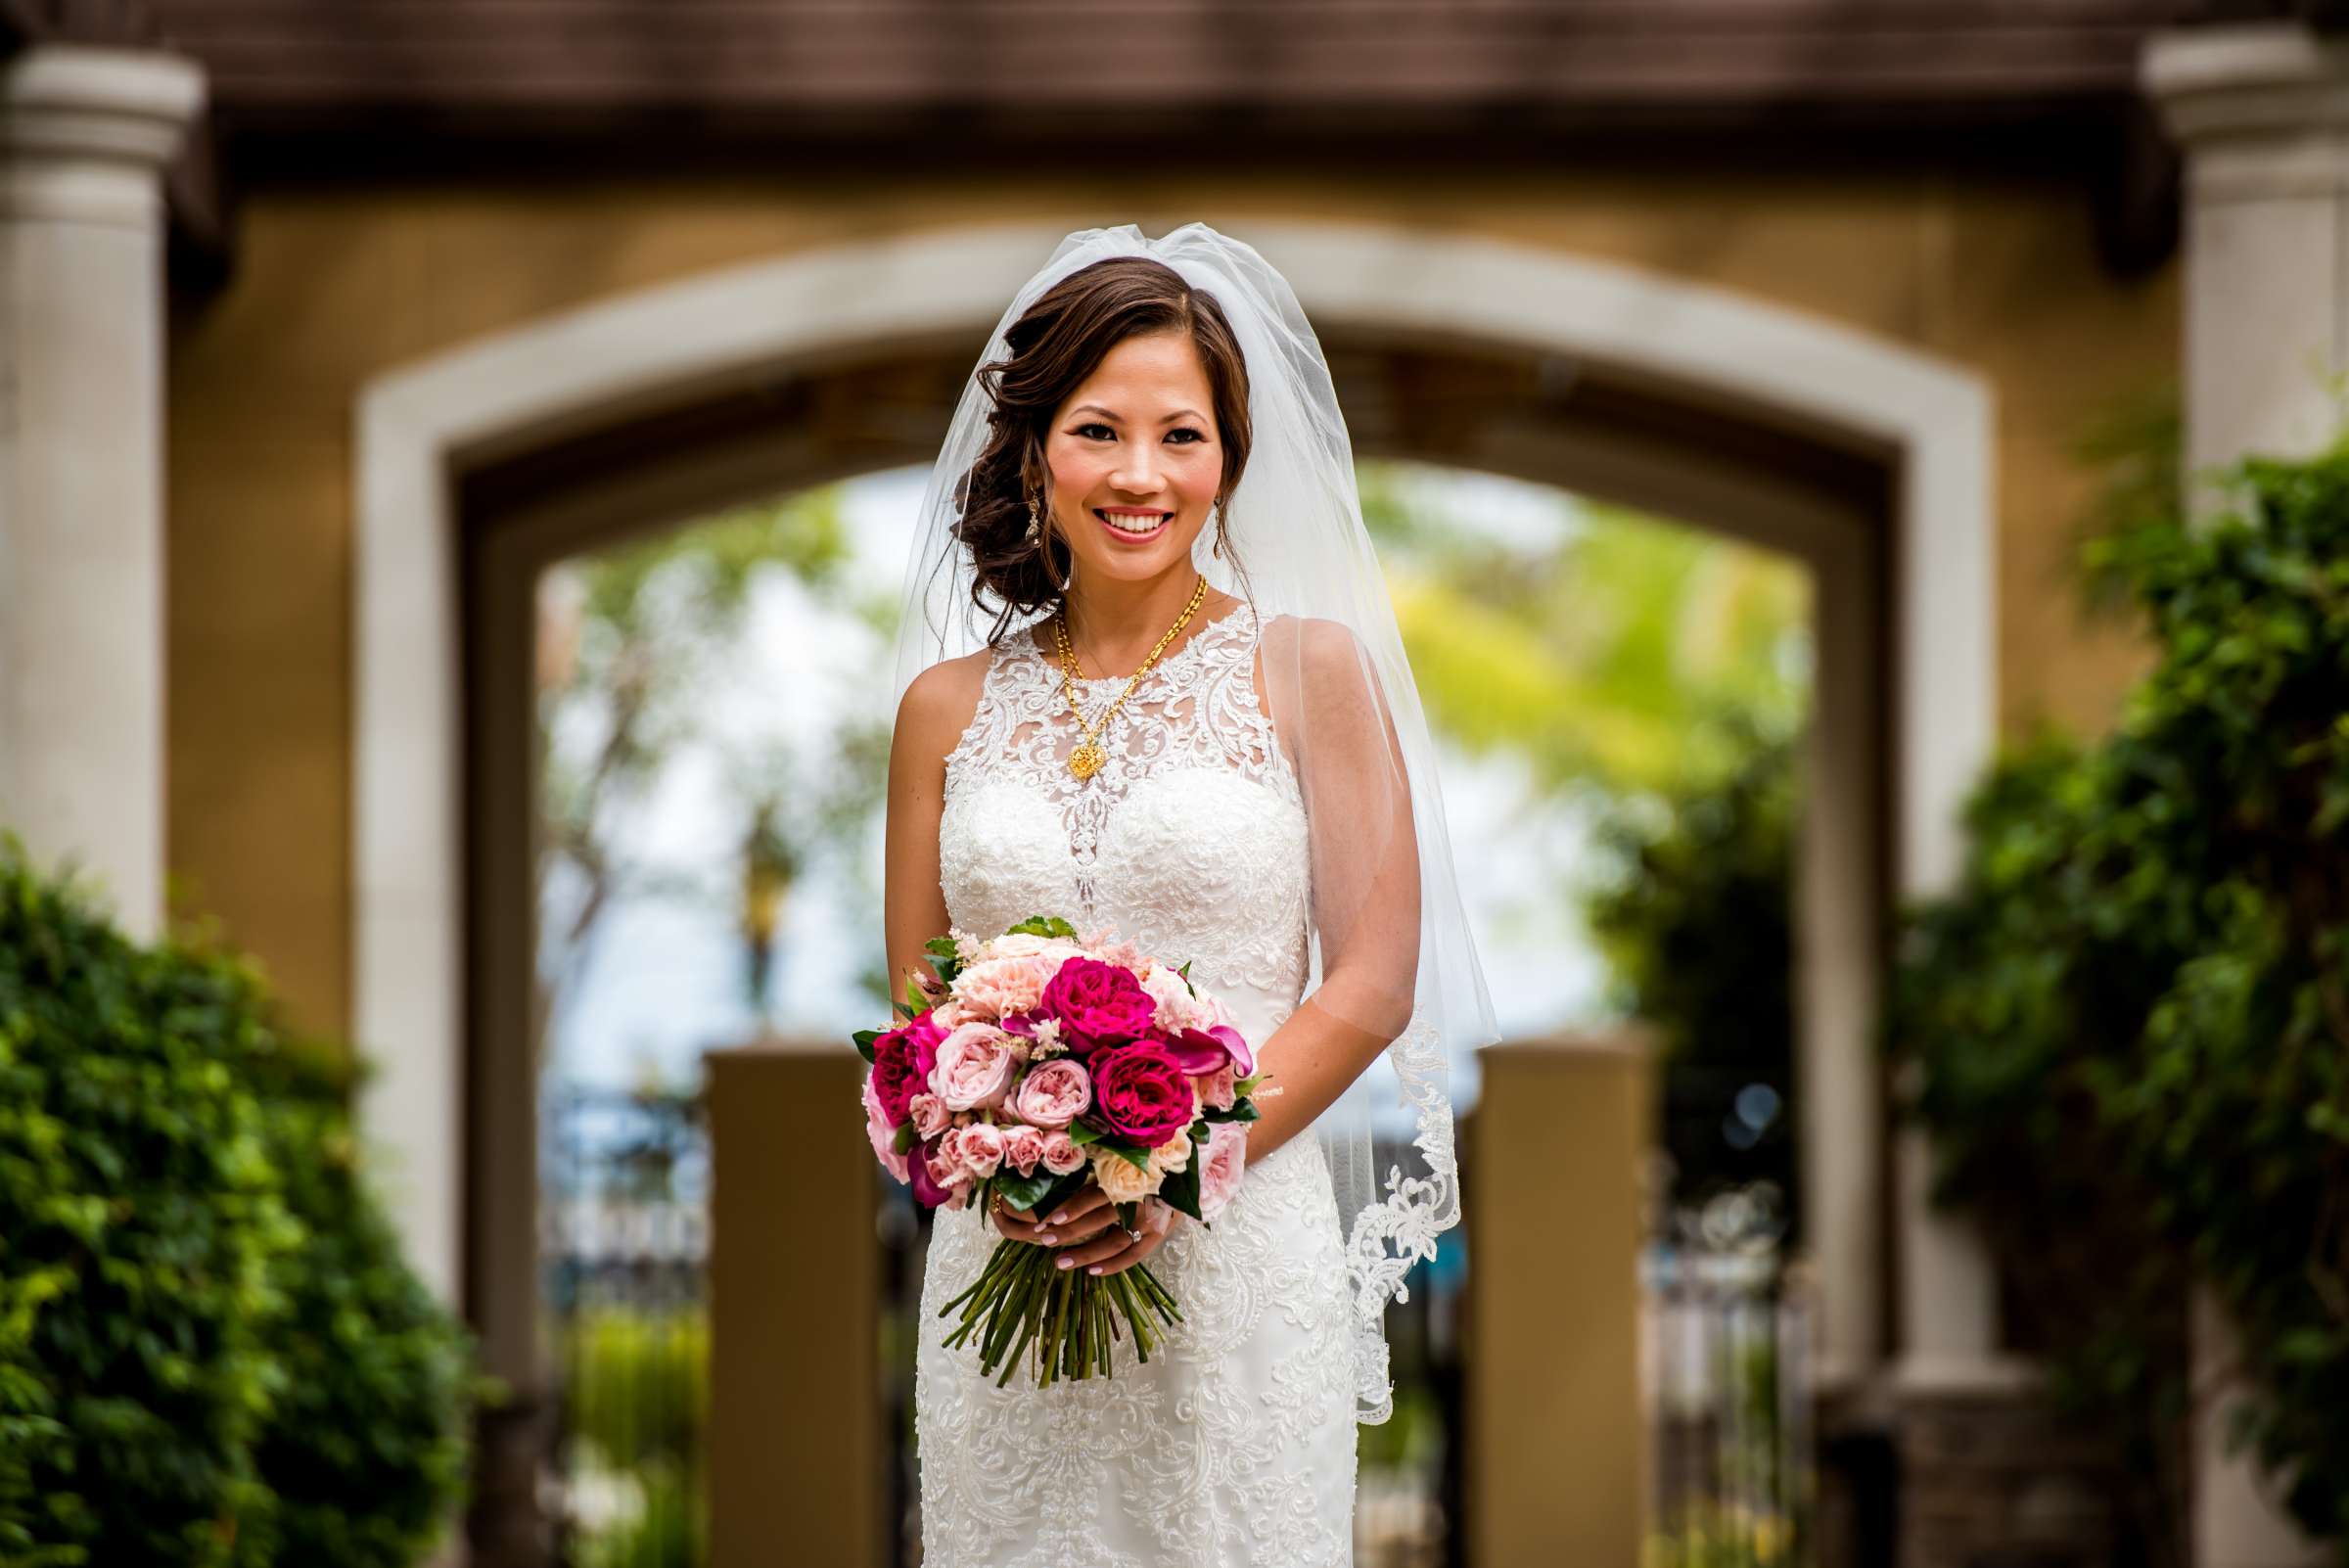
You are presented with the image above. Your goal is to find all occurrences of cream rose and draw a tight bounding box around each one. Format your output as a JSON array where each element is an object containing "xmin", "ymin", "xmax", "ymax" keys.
[{"xmin": 1092, "ymin": 1149, "xmax": 1161, "ymax": 1204}]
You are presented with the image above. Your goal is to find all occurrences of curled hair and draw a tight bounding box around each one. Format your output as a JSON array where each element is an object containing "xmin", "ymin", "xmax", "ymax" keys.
[{"xmin": 951, "ymin": 255, "xmax": 1253, "ymax": 643}]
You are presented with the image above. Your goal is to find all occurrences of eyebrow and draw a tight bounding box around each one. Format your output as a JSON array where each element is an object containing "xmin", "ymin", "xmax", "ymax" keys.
[{"xmin": 1070, "ymin": 404, "xmax": 1209, "ymax": 425}]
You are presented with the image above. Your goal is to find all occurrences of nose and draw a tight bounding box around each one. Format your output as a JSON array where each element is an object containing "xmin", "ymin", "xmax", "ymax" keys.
[{"xmin": 1110, "ymin": 443, "xmax": 1163, "ymax": 494}]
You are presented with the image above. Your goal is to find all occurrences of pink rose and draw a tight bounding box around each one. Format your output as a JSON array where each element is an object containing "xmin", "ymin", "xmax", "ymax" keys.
[
  {"xmin": 910, "ymin": 1133, "xmax": 968, "ymax": 1210},
  {"xmin": 862, "ymin": 1072, "xmax": 909, "ymax": 1182},
  {"xmin": 870, "ymin": 1010, "xmax": 948, "ymax": 1125},
  {"xmin": 1037, "ymin": 956, "xmax": 1159, "ymax": 1055},
  {"xmin": 1003, "ymin": 1125, "xmax": 1047, "ymax": 1176},
  {"xmin": 1199, "ymin": 1065, "xmax": 1237, "ymax": 1113},
  {"xmin": 1088, "ymin": 1040, "xmax": 1200, "ymax": 1148},
  {"xmin": 956, "ymin": 1122, "xmax": 1006, "ymax": 1179},
  {"xmin": 950, "ymin": 953, "xmax": 1058, "ymax": 1019},
  {"xmin": 929, "ymin": 1022, "xmax": 1021, "ymax": 1112},
  {"xmin": 1011, "ymin": 1058, "xmax": 1092, "ymax": 1130},
  {"xmin": 1139, "ymin": 964, "xmax": 1208, "ymax": 1032},
  {"xmin": 1039, "ymin": 1130, "xmax": 1085, "ymax": 1176},
  {"xmin": 1198, "ymin": 1124, "xmax": 1248, "ymax": 1219},
  {"xmin": 907, "ymin": 1092, "xmax": 950, "ymax": 1138}
]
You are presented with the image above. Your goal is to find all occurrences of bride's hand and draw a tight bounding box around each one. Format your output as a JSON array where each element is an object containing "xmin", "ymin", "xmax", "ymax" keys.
[{"xmin": 990, "ymin": 1182, "xmax": 1181, "ymax": 1276}]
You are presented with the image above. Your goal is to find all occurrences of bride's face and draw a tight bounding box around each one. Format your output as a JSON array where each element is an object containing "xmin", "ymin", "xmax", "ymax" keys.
[{"xmin": 1040, "ymin": 330, "xmax": 1221, "ymax": 587}]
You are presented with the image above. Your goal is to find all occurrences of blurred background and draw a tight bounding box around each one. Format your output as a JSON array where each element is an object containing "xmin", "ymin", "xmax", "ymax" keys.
[{"xmin": 4, "ymin": 2, "xmax": 2345, "ymax": 1567}]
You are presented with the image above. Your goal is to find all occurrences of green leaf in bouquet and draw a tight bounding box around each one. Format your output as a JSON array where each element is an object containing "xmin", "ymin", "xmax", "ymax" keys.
[
  {"xmin": 923, "ymin": 935, "xmax": 963, "ymax": 987},
  {"xmin": 903, "ymin": 972, "xmax": 932, "ymax": 1016},
  {"xmin": 1175, "ymin": 959, "xmax": 1197, "ymax": 995},
  {"xmin": 852, "ymin": 1028, "xmax": 881, "ymax": 1064},
  {"xmin": 893, "ymin": 1122, "xmax": 919, "ymax": 1156},
  {"xmin": 1068, "ymin": 1121, "xmax": 1105, "ymax": 1147},
  {"xmin": 1095, "ymin": 1137, "xmax": 1151, "ymax": 1174},
  {"xmin": 1160, "ymin": 1145, "xmax": 1204, "ymax": 1222},
  {"xmin": 992, "ymin": 1168, "xmax": 1057, "ymax": 1212},
  {"xmin": 892, "ymin": 999, "xmax": 919, "ymax": 1022},
  {"xmin": 1005, "ymin": 914, "xmax": 1079, "ymax": 940}
]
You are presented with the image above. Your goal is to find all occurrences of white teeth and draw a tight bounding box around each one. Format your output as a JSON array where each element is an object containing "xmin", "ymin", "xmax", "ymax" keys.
[{"xmin": 1098, "ymin": 510, "xmax": 1170, "ymax": 534}]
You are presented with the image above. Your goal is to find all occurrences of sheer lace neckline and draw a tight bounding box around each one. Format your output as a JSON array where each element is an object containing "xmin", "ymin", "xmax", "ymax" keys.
[{"xmin": 1015, "ymin": 598, "xmax": 1258, "ymax": 688}]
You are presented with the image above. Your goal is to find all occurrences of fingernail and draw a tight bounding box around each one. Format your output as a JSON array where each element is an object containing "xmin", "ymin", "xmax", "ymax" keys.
[
  {"xmin": 1050, "ymin": 1212, "xmax": 1066, "ymax": 1223},
  {"xmin": 1036, "ymin": 1233, "xmax": 1055, "ymax": 1244},
  {"xmin": 1056, "ymin": 1257, "xmax": 1074, "ymax": 1269},
  {"xmin": 1086, "ymin": 1266, "xmax": 1103, "ymax": 1275}
]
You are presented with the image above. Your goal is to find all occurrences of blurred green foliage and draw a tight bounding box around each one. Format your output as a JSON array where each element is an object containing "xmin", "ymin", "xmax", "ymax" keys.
[
  {"xmin": 1586, "ymin": 715, "xmax": 1799, "ymax": 1230},
  {"xmin": 1890, "ymin": 418, "xmax": 2349, "ymax": 1561},
  {"xmin": 559, "ymin": 1309, "xmax": 707, "ymax": 1568},
  {"xmin": 0, "ymin": 839, "xmax": 478, "ymax": 1567}
]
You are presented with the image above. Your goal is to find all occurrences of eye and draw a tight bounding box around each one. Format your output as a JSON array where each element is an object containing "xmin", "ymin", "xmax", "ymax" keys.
[{"xmin": 1168, "ymin": 427, "xmax": 1207, "ymax": 444}]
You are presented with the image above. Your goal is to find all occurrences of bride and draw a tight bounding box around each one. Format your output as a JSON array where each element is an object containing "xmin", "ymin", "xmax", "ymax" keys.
[{"xmin": 882, "ymin": 223, "xmax": 1497, "ymax": 1568}]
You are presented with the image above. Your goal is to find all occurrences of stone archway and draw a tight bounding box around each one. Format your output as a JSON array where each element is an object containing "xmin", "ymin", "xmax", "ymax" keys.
[{"xmin": 352, "ymin": 217, "xmax": 2002, "ymax": 1503}]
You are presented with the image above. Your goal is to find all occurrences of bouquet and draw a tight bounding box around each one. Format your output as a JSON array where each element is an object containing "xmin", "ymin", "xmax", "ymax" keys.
[{"xmin": 854, "ymin": 914, "xmax": 1273, "ymax": 1387}]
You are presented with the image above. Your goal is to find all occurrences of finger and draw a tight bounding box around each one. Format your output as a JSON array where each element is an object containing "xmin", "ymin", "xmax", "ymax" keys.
[
  {"xmin": 1043, "ymin": 1204, "xmax": 1124, "ymax": 1246},
  {"xmin": 1040, "ymin": 1186, "xmax": 1110, "ymax": 1228},
  {"xmin": 1053, "ymin": 1216, "xmax": 1152, "ymax": 1270},
  {"xmin": 1082, "ymin": 1224, "xmax": 1168, "ymax": 1277}
]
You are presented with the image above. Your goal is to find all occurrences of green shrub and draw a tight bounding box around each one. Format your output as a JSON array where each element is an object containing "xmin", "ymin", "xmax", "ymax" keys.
[
  {"xmin": 1890, "ymin": 434, "xmax": 2349, "ymax": 1558},
  {"xmin": 0, "ymin": 838, "xmax": 477, "ymax": 1565}
]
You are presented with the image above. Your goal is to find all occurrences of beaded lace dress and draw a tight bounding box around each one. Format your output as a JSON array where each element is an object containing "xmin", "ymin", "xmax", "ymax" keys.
[{"xmin": 916, "ymin": 598, "xmax": 1359, "ymax": 1568}]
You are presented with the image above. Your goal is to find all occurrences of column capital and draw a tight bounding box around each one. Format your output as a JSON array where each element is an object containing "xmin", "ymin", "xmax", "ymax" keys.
[
  {"xmin": 2143, "ymin": 23, "xmax": 2349, "ymax": 200},
  {"xmin": 1, "ymin": 42, "xmax": 205, "ymax": 224}
]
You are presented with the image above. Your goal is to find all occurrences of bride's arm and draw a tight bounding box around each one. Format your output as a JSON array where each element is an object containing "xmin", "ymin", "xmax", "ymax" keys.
[
  {"xmin": 1245, "ymin": 617, "xmax": 1423, "ymax": 1166},
  {"xmin": 883, "ymin": 653, "xmax": 989, "ymax": 1008}
]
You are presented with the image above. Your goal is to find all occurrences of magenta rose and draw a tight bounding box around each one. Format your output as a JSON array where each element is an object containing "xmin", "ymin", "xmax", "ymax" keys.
[
  {"xmin": 871, "ymin": 1010, "xmax": 948, "ymax": 1125},
  {"xmin": 861, "ymin": 1072, "xmax": 909, "ymax": 1182},
  {"xmin": 1088, "ymin": 1040, "xmax": 1201, "ymax": 1148},
  {"xmin": 1036, "ymin": 956, "xmax": 1158, "ymax": 1056},
  {"xmin": 1011, "ymin": 1058, "xmax": 1092, "ymax": 1130}
]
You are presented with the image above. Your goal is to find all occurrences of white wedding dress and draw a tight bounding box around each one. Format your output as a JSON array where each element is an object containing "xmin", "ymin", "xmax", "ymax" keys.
[{"xmin": 917, "ymin": 599, "xmax": 1359, "ymax": 1568}]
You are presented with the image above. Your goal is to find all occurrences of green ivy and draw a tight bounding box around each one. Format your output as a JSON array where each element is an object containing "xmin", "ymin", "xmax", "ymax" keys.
[
  {"xmin": 1890, "ymin": 432, "xmax": 2349, "ymax": 1560},
  {"xmin": 0, "ymin": 838, "xmax": 479, "ymax": 1565}
]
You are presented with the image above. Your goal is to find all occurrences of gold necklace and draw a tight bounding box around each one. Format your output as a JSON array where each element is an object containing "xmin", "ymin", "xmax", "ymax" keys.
[{"xmin": 1051, "ymin": 576, "xmax": 1209, "ymax": 780}]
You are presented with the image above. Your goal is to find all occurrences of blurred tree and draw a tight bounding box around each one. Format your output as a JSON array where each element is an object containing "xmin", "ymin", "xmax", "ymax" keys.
[{"xmin": 534, "ymin": 486, "xmax": 864, "ymax": 1067}]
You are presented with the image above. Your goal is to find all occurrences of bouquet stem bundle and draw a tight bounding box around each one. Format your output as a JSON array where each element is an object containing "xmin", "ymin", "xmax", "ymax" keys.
[{"xmin": 936, "ymin": 1222, "xmax": 1185, "ymax": 1387}]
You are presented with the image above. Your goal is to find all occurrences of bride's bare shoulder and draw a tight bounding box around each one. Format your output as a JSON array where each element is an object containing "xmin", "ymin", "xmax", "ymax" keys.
[{"xmin": 894, "ymin": 645, "xmax": 993, "ymax": 754}]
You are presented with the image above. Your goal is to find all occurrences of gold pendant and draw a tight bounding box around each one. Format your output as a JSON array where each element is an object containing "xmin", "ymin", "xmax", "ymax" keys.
[{"xmin": 1068, "ymin": 740, "xmax": 1106, "ymax": 780}]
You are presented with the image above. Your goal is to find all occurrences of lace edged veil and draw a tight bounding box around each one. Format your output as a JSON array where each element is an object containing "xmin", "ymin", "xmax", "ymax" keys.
[{"xmin": 887, "ymin": 222, "xmax": 1500, "ymax": 1423}]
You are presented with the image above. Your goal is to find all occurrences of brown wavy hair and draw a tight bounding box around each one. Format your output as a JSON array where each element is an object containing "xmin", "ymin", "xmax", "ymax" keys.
[{"xmin": 951, "ymin": 255, "xmax": 1254, "ymax": 644}]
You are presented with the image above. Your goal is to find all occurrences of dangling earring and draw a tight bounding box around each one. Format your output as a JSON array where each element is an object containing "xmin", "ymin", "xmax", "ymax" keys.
[
  {"xmin": 1024, "ymin": 490, "xmax": 1043, "ymax": 546},
  {"xmin": 1210, "ymin": 502, "xmax": 1227, "ymax": 561},
  {"xmin": 1028, "ymin": 489, "xmax": 1067, "ymax": 591}
]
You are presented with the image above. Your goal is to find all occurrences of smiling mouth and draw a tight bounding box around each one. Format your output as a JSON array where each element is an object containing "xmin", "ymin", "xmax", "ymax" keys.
[{"xmin": 1095, "ymin": 509, "xmax": 1174, "ymax": 536}]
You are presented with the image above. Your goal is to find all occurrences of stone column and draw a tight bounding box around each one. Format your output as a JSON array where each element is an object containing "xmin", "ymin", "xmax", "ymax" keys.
[
  {"xmin": 2142, "ymin": 23, "xmax": 2342, "ymax": 1568},
  {"xmin": 0, "ymin": 43, "xmax": 204, "ymax": 941}
]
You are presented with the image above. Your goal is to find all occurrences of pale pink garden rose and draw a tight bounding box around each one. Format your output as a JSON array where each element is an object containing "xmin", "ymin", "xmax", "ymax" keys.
[
  {"xmin": 929, "ymin": 1022, "xmax": 1021, "ymax": 1112},
  {"xmin": 950, "ymin": 952, "xmax": 1059, "ymax": 1019},
  {"xmin": 977, "ymin": 932, "xmax": 1085, "ymax": 966},
  {"xmin": 1038, "ymin": 1129, "xmax": 1085, "ymax": 1176},
  {"xmin": 1199, "ymin": 1065, "xmax": 1237, "ymax": 1113},
  {"xmin": 1197, "ymin": 1124, "xmax": 1248, "ymax": 1219},
  {"xmin": 908, "ymin": 1092, "xmax": 950, "ymax": 1139},
  {"xmin": 927, "ymin": 999, "xmax": 970, "ymax": 1032},
  {"xmin": 1011, "ymin": 1058, "xmax": 1092, "ymax": 1130},
  {"xmin": 1138, "ymin": 964, "xmax": 1209, "ymax": 1033},
  {"xmin": 862, "ymin": 1073, "xmax": 908, "ymax": 1182},
  {"xmin": 956, "ymin": 1122, "xmax": 1007, "ymax": 1179},
  {"xmin": 1002, "ymin": 1124, "xmax": 1047, "ymax": 1176}
]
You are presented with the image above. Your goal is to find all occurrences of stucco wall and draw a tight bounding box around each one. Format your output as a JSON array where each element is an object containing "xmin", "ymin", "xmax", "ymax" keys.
[{"xmin": 165, "ymin": 175, "xmax": 2176, "ymax": 1040}]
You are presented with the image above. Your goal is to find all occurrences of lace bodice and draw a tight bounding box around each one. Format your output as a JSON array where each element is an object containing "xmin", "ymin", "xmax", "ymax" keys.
[
  {"xmin": 919, "ymin": 599, "xmax": 1361, "ymax": 1566},
  {"xmin": 938, "ymin": 600, "xmax": 1313, "ymax": 1046}
]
